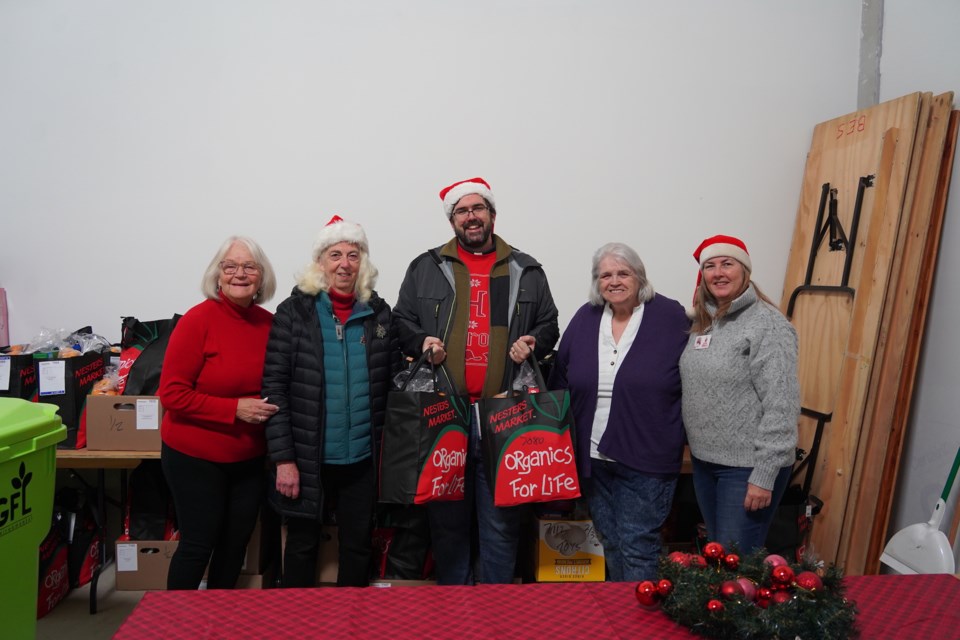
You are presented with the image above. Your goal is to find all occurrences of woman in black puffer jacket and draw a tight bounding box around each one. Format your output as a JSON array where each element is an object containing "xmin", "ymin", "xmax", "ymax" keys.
[{"xmin": 261, "ymin": 216, "xmax": 399, "ymax": 587}]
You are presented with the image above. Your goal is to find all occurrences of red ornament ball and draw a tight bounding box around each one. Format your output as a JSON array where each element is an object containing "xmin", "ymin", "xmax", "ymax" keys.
[
  {"xmin": 690, "ymin": 554, "xmax": 708, "ymax": 569},
  {"xmin": 757, "ymin": 587, "xmax": 773, "ymax": 600},
  {"xmin": 736, "ymin": 578, "xmax": 757, "ymax": 602},
  {"xmin": 707, "ymin": 599, "xmax": 725, "ymax": 613},
  {"xmin": 635, "ymin": 580, "xmax": 660, "ymax": 608},
  {"xmin": 656, "ymin": 579, "xmax": 674, "ymax": 597},
  {"xmin": 795, "ymin": 571, "xmax": 824, "ymax": 591},
  {"xmin": 667, "ymin": 551, "xmax": 690, "ymax": 567},
  {"xmin": 771, "ymin": 590, "xmax": 794, "ymax": 605},
  {"xmin": 703, "ymin": 542, "xmax": 725, "ymax": 561},
  {"xmin": 763, "ymin": 553, "xmax": 788, "ymax": 567},
  {"xmin": 771, "ymin": 565, "xmax": 795, "ymax": 585},
  {"xmin": 723, "ymin": 553, "xmax": 740, "ymax": 570},
  {"xmin": 719, "ymin": 580, "xmax": 744, "ymax": 600}
]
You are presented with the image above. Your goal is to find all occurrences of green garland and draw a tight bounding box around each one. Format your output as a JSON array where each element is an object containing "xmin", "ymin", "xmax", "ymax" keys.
[{"xmin": 654, "ymin": 545, "xmax": 858, "ymax": 639}]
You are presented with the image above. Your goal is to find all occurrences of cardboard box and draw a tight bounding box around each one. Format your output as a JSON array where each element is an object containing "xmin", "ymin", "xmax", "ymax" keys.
[
  {"xmin": 0, "ymin": 350, "xmax": 37, "ymax": 400},
  {"xmin": 241, "ymin": 509, "xmax": 280, "ymax": 576},
  {"xmin": 369, "ymin": 579, "xmax": 437, "ymax": 587},
  {"xmin": 316, "ymin": 526, "xmax": 339, "ymax": 584},
  {"xmin": 115, "ymin": 540, "xmax": 178, "ymax": 590},
  {"xmin": 535, "ymin": 519, "xmax": 605, "ymax": 582},
  {"xmin": 234, "ymin": 564, "xmax": 277, "ymax": 590},
  {"xmin": 85, "ymin": 395, "xmax": 163, "ymax": 451},
  {"xmin": 279, "ymin": 523, "xmax": 340, "ymax": 585}
]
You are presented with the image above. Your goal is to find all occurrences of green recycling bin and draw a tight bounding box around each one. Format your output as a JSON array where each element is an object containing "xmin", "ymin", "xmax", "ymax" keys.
[{"xmin": 0, "ymin": 398, "xmax": 66, "ymax": 640}]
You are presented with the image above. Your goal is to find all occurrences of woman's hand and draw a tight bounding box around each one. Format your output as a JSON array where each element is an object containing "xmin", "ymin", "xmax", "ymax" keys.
[
  {"xmin": 276, "ymin": 462, "xmax": 300, "ymax": 499},
  {"xmin": 744, "ymin": 483, "xmax": 773, "ymax": 511},
  {"xmin": 236, "ymin": 397, "xmax": 279, "ymax": 424},
  {"xmin": 422, "ymin": 336, "xmax": 446, "ymax": 365},
  {"xmin": 509, "ymin": 335, "xmax": 537, "ymax": 364}
]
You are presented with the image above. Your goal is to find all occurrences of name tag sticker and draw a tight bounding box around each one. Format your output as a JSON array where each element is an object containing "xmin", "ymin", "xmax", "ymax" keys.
[{"xmin": 694, "ymin": 335, "xmax": 711, "ymax": 350}]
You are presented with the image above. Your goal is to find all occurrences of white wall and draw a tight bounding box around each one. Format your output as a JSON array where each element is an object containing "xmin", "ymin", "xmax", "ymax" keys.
[
  {"xmin": 880, "ymin": 0, "xmax": 960, "ymax": 559},
  {"xmin": 0, "ymin": 1, "xmax": 860, "ymax": 348}
]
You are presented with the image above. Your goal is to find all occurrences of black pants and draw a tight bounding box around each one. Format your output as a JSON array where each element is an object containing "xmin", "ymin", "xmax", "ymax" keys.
[
  {"xmin": 283, "ymin": 459, "xmax": 375, "ymax": 587},
  {"xmin": 161, "ymin": 443, "xmax": 264, "ymax": 590}
]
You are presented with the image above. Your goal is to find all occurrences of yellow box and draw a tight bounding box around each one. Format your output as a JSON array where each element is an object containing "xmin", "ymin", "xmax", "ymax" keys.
[{"xmin": 535, "ymin": 519, "xmax": 605, "ymax": 582}]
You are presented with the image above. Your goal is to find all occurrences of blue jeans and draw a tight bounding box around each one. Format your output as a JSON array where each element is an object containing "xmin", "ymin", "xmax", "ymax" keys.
[
  {"xmin": 426, "ymin": 408, "xmax": 529, "ymax": 585},
  {"xmin": 691, "ymin": 457, "xmax": 791, "ymax": 554},
  {"xmin": 586, "ymin": 460, "xmax": 677, "ymax": 582}
]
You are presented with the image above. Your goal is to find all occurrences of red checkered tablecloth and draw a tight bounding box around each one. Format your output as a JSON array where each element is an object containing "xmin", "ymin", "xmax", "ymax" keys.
[{"xmin": 113, "ymin": 574, "xmax": 960, "ymax": 639}]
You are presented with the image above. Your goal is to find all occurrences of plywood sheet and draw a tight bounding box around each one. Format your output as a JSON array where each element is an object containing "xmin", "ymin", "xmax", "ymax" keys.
[
  {"xmin": 780, "ymin": 93, "xmax": 922, "ymax": 564},
  {"xmin": 846, "ymin": 96, "xmax": 958, "ymax": 574}
]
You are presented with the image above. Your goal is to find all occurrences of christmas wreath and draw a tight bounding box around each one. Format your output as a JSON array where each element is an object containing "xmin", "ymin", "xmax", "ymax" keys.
[{"xmin": 636, "ymin": 542, "xmax": 857, "ymax": 639}]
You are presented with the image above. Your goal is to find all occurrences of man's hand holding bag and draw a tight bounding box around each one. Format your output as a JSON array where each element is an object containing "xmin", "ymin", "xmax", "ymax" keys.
[
  {"xmin": 379, "ymin": 349, "xmax": 470, "ymax": 504},
  {"xmin": 479, "ymin": 359, "xmax": 581, "ymax": 507}
]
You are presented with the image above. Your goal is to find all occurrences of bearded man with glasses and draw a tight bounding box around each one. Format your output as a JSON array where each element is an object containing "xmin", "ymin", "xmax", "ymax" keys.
[{"xmin": 393, "ymin": 177, "xmax": 559, "ymax": 585}]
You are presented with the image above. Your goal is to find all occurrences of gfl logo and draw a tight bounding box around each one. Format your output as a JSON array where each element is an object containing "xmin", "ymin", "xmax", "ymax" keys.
[{"xmin": 0, "ymin": 461, "xmax": 33, "ymax": 527}]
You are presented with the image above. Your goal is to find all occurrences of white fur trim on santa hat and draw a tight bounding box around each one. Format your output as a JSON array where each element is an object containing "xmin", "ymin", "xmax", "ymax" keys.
[
  {"xmin": 440, "ymin": 179, "xmax": 495, "ymax": 219},
  {"xmin": 311, "ymin": 215, "xmax": 368, "ymax": 260},
  {"xmin": 697, "ymin": 243, "xmax": 752, "ymax": 272}
]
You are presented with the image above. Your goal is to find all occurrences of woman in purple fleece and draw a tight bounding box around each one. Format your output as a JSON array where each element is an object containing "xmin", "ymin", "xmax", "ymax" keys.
[{"xmin": 550, "ymin": 242, "xmax": 690, "ymax": 581}]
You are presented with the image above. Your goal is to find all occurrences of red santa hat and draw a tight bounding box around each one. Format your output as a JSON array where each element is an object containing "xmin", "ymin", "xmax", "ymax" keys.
[
  {"xmin": 311, "ymin": 215, "xmax": 368, "ymax": 260},
  {"xmin": 691, "ymin": 234, "xmax": 752, "ymax": 301},
  {"xmin": 439, "ymin": 177, "xmax": 496, "ymax": 219}
]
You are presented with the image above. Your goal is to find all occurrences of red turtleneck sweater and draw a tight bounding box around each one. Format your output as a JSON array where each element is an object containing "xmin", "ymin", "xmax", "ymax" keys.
[{"xmin": 158, "ymin": 294, "xmax": 274, "ymax": 462}]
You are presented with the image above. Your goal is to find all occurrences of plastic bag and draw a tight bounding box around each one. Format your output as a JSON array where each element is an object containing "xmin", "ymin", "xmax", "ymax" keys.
[
  {"xmin": 392, "ymin": 356, "xmax": 436, "ymax": 392},
  {"xmin": 511, "ymin": 360, "xmax": 540, "ymax": 393}
]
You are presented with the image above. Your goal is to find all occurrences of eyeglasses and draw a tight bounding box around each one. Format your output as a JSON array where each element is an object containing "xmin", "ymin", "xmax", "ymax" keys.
[
  {"xmin": 220, "ymin": 261, "xmax": 261, "ymax": 275},
  {"xmin": 452, "ymin": 204, "xmax": 489, "ymax": 219}
]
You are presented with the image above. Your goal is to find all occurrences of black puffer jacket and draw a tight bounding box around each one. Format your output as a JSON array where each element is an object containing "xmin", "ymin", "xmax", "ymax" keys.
[{"xmin": 261, "ymin": 287, "xmax": 399, "ymax": 520}]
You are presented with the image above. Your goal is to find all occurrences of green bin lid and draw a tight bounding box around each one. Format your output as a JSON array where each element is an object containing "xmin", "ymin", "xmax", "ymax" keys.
[{"xmin": 0, "ymin": 398, "xmax": 65, "ymax": 452}]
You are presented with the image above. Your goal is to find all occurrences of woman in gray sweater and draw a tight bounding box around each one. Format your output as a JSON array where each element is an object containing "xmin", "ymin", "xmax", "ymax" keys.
[{"xmin": 679, "ymin": 234, "xmax": 799, "ymax": 554}]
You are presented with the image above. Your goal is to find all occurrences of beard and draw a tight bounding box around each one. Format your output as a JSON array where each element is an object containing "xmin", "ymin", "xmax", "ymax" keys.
[{"xmin": 454, "ymin": 219, "xmax": 493, "ymax": 250}]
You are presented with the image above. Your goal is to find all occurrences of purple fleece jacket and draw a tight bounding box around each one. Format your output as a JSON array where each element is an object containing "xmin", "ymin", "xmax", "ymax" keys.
[{"xmin": 550, "ymin": 293, "xmax": 690, "ymax": 478}]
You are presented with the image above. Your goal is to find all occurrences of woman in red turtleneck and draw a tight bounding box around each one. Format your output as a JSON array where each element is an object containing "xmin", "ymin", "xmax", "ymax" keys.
[{"xmin": 158, "ymin": 235, "xmax": 278, "ymax": 590}]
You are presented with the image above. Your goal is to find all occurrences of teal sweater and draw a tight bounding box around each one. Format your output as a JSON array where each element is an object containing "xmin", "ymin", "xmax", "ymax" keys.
[
  {"xmin": 317, "ymin": 293, "xmax": 373, "ymax": 464},
  {"xmin": 678, "ymin": 285, "xmax": 799, "ymax": 490}
]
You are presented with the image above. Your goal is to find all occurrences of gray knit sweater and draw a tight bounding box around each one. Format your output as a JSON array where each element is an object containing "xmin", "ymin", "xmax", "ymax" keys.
[{"xmin": 679, "ymin": 284, "xmax": 799, "ymax": 490}]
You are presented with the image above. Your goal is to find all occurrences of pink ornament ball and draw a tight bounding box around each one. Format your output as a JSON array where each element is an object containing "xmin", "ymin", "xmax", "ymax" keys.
[
  {"xmin": 736, "ymin": 578, "xmax": 757, "ymax": 602},
  {"xmin": 763, "ymin": 553, "xmax": 788, "ymax": 567}
]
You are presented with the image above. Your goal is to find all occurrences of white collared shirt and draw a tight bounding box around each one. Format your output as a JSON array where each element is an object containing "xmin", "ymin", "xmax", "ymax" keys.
[{"xmin": 590, "ymin": 302, "xmax": 645, "ymax": 460}]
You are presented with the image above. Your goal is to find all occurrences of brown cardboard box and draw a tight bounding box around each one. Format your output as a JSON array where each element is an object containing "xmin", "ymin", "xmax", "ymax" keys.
[
  {"xmin": 241, "ymin": 509, "xmax": 280, "ymax": 575},
  {"xmin": 280, "ymin": 523, "xmax": 339, "ymax": 585},
  {"xmin": 234, "ymin": 564, "xmax": 277, "ymax": 589},
  {"xmin": 85, "ymin": 395, "xmax": 163, "ymax": 451},
  {"xmin": 115, "ymin": 540, "xmax": 178, "ymax": 590},
  {"xmin": 316, "ymin": 526, "xmax": 339, "ymax": 584},
  {"xmin": 369, "ymin": 579, "xmax": 437, "ymax": 587}
]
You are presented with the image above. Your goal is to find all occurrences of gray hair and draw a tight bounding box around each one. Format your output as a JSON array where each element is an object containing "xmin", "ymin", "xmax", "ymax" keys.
[
  {"xmin": 296, "ymin": 244, "xmax": 379, "ymax": 302},
  {"xmin": 200, "ymin": 236, "xmax": 277, "ymax": 303},
  {"xmin": 588, "ymin": 242, "xmax": 655, "ymax": 306}
]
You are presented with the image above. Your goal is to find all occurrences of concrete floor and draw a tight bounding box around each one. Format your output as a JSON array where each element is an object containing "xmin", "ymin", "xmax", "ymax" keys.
[{"xmin": 36, "ymin": 564, "xmax": 144, "ymax": 640}]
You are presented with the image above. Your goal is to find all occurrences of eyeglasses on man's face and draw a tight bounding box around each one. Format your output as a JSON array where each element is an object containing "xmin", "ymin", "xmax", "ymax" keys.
[
  {"xmin": 220, "ymin": 261, "xmax": 261, "ymax": 275},
  {"xmin": 452, "ymin": 204, "xmax": 490, "ymax": 219}
]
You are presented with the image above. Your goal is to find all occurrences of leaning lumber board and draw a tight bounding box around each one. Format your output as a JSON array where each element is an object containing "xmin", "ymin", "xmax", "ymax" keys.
[
  {"xmin": 840, "ymin": 92, "xmax": 955, "ymax": 575},
  {"xmin": 859, "ymin": 104, "xmax": 959, "ymax": 574},
  {"xmin": 780, "ymin": 92, "xmax": 922, "ymax": 564}
]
